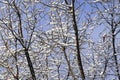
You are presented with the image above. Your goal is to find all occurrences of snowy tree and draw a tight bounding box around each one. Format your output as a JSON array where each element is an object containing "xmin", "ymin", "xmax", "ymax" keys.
[
  {"xmin": 0, "ymin": 0, "xmax": 119, "ymax": 80},
  {"xmin": 88, "ymin": 0, "xmax": 120, "ymax": 79}
]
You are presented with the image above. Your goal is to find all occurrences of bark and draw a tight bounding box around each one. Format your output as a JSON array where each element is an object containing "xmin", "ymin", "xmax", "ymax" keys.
[
  {"xmin": 14, "ymin": 53, "xmax": 19, "ymax": 80},
  {"xmin": 25, "ymin": 49, "xmax": 36, "ymax": 80},
  {"xmin": 62, "ymin": 46, "xmax": 76, "ymax": 80},
  {"xmin": 13, "ymin": 1, "xmax": 23, "ymax": 38},
  {"xmin": 112, "ymin": 34, "xmax": 120, "ymax": 80},
  {"xmin": 111, "ymin": 8, "xmax": 120, "ymax": 79},
  {"xmin": 64, "ymin": 0, "xmax": 85, "ymax": 79},
  {"xmin": 12, "ymin": 2, "xmax": 36, "ymax": 79},
  {"xmin": 71, "ymin": 0, "xmax": 85, "ymax": 80},
  {"xmin": 14, "ymin": 39, "xmax": 19, "ymax": 80}
]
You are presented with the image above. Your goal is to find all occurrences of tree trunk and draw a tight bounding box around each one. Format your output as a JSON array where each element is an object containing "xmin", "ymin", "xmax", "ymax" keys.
[
  {"xmin": 71, "ymin": 0, "xmax": 85, "ymax": 80},
  {"xmin": 25, "ymin": 49, "xmax": 36, "ymax": 80},
  {"xmin": 112, "ymin": 34, "xmax": 120, "ymax": 80}
]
